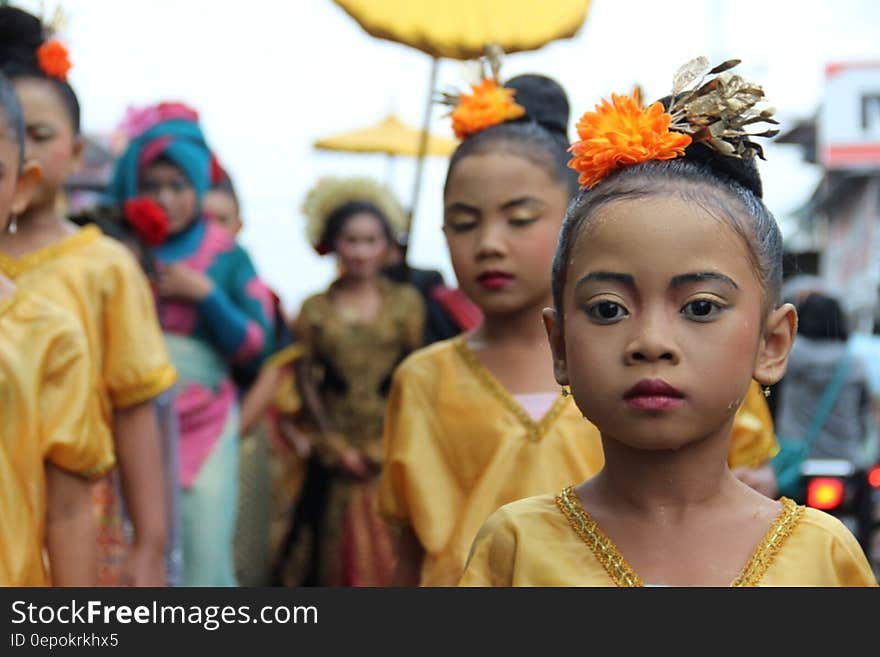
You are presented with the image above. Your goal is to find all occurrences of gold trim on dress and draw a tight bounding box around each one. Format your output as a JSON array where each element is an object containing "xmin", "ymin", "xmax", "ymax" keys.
[
  {"xmin": 730, "ymin": 497, "xmax": 804, "ymax": 586},
  {"xmin": 0, "ymin": 225, "xmax": 101, "ymax": 278},
  {"xmin": 109, "ymin": 364, "xmax": 179, "ymax": 409},
  {"xmin": 556, "ymin": 486, "xmax": 643, "ymax": 587},
  {"xmin": 556, "ymin": 486, "xmax": 804, "ymax": 587},
  {"xmin": 453, "ymin": 336, "xmax": 570, "ymax": 442}
]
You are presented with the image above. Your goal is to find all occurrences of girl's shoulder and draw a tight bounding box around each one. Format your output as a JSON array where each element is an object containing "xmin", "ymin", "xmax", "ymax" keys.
[
  {"xmin": 797, "ymin": 505, "xmax": 866, "ymax": 548},
  {"xmin": 2, "ymin": 289, "xmax": 85, "ymax": 354},
  {"xmin": 393, "ymin": 336, "xmax": 465, "ymax": 383}
]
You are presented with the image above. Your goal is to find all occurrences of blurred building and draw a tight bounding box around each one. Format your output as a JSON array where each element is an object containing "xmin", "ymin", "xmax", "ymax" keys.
[{"xmin": 778, "ymin": 61, "xmax": 880, "ymax": 332}]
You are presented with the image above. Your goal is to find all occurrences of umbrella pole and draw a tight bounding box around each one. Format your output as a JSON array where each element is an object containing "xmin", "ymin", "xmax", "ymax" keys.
[{"xmin": 407, "ymin": 56, "xmax": 439, "ymax": 259}]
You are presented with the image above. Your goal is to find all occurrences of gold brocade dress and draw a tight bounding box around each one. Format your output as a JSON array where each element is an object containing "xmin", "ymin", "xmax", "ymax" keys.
[
  {"xmin": 0, "ymin": 291, "xmax": 115, "ymax": 585},
  {"xmin": 0, "ymin": 225, "xmax": 177, "ymax": 585},
  {"xmin": 283, "ymin": 279, "xmax": 425, "ymax": 586},
  {"xmin": 458, "ymin": 489, "xmax": 879, "ymax": 586},
  {"xmin": 378, "ymin": 336, "xmax": 780, "ymax": 586}
]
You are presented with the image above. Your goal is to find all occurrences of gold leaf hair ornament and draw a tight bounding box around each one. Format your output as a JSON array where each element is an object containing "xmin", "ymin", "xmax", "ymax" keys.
[
  {"xmin": 568, "ymin": 57, "xmax": 780, "ymax": 189},
  {"xmin": 301, "ymin": 176, "xmax": 408, "ymax": 256},
  {"xmin": 436, "ymin": 44, "xmax": 525, "ymax": 140}
]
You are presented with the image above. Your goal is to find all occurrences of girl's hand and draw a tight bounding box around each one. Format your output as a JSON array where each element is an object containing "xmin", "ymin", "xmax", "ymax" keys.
[
  {"xmin": 122, "ymin": 543, "xmax": 166, "ymax": 587},
  {"xmin": 156, "ymin": 263, "xmax": 213, "ymax": 301},
  {"xmin": 338, "ymin": 448, "xmax": 369, "ymax": 479}
]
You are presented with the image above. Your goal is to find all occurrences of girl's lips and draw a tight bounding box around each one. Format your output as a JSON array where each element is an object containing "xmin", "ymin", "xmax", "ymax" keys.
[
  {"xmin": 624, "ymin": 379, "xmax": 685, "ymax": 411},
  {"xmin": 477, "ymin": 271, "xmax": 514, "ymax": 290}
]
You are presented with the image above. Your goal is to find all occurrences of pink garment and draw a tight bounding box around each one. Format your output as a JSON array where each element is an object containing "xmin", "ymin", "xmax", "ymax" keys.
[
  {"xmin": 513, "ymin": 392, "xmax": 559, "ymax": 421},
  {"xmin": 175, "ymin": 379, "xmax": 236, "ymax": 488}
]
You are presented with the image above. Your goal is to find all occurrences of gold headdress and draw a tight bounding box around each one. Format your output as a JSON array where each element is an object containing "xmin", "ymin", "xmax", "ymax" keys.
[
  {"xmin": 301, "ymin": 176, "xmax": 408, "ymax": 255},
  {"xmin": 436, "ymin": 45, "xmax": 525, "ymax": 140},
  {"xmin": 568, "ymin": 57, "xmax": 779, "ymax": 189}
]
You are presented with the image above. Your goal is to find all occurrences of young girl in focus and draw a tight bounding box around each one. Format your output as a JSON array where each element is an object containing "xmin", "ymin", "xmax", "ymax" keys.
[
  {"xmin": 379, "ymin": 57, "xmax": 780, "ymax": 587},
  {"xmin": 459, "ymin": 58, "xmax": 877, "ymax": 586},
  {"xmin": 0, "ymin": 7, "xmax": 175, "ymax": 586},
  {"xmin": 0, "ymin": 72, "xmax": 113, "ymax": 586}
]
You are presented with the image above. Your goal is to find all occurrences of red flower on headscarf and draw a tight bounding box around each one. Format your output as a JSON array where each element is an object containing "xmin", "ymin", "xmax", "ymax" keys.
[
  {"xmin": 36, "ymin": 40, "xmax": 72, "ymax": 81},
  {"xmin": 123, "ymin": 197, "xmax": 170, "ymax": 246}
]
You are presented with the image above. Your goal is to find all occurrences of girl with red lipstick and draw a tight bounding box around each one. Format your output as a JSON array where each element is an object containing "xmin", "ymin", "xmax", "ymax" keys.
[
  {"xmin": 379, "ymin": 55, "xmax": 781, "ymax": 587},
  {"xmin": 459, "ymin": 58, "xmax": 877, "ymax": 586}
]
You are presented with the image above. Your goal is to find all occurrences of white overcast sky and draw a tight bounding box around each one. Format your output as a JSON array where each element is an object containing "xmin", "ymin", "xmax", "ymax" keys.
[{"xmin": 15, "ymin": 0, "xmax": 880, "ymax": 313}]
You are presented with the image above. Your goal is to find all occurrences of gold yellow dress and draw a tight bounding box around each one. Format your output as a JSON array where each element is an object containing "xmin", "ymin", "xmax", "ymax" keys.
[
  {"xmin": 458, "ymin": 488, "xmax": 879, "ymax": 586},
  {"xmin": 0, "ymin": 225, "xmax": 177, "ymax": 584},
  {"xmin": 285, "ymin": 278, "xmax": 425, "ymax": 586},
  {"xmin": 0, "ymin": 290, "xmax": 115, "ymax": 586},
  {"xmin": 378, "ymin": 336, "xmax": 779, "ymax": 586}
]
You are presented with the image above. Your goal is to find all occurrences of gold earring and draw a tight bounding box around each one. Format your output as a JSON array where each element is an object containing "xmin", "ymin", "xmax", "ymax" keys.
[
  {"xmin": 561, "ymin": 386, "xmax": 571, "ymax": 397},
  {"xmin": 762, "ymin": 385, "xmax": 771, "ymax": 398}
]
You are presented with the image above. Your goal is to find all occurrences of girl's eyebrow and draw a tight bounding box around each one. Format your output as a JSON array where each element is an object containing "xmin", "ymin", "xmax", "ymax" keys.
[
  {"xmin": 500, "ymin": 196, "xmax": 545, "ymax": 211},
  {"xmin": 575, "ymin": 271, "xmax": 635, "ymax": 290},
  {"xmin": 444, "ymin": 201, "xmax": 480, "ymax": 216},
  {"xmin": 574, "ymin": 271, "xmax": 739, "ymax": 291},
  {"xmin": 670, "ymin": 272, "xmax": 739, "ymax": 290}
]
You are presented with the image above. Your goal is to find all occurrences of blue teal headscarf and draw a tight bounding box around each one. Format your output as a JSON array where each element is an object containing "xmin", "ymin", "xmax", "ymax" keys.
[{"xmin": 105, "ymin": 116, "xmax": 212, "ymax": 204}]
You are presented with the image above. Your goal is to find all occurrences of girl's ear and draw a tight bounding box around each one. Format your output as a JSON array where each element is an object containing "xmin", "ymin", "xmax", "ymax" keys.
[
  {"xmin": 753, "ymin": 302, "xmax": 797, "ymax": 386},
  {"xmin": 68, "ymin": 135, "xmax": 85, "ymax": 175},
  {"xmin": 542, "ymin": 307, "xmax": 569, "ymax": 385},
  {"xmin": 11, "ymin": 159, "xmax": 41, "ymax": 215}
]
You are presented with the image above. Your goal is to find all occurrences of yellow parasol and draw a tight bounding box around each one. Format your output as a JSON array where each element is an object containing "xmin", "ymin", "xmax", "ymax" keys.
[
  {"xmin": 332, "ymin": 0, "xmax": 592, "ymax": 235},
  {"xmin": 313, "ymin": 113, "xmax": 458, "ymax": 158},
  {"xmin": 333, "ymin": 0, "xmax": 591, "ymax": 61}
]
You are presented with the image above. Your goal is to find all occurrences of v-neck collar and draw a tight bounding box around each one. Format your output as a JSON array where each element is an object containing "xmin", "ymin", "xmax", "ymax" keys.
[
  {"xmin": 0, "ymin": 225, "xmax": 101, "ymax": 279},
  {"xmin": 453, "ymin": 336, "xmax": 571, "ymax": 442},
  {"xmin": 555, "ymin": 485, "xmax": 804, "ymax": 587}
]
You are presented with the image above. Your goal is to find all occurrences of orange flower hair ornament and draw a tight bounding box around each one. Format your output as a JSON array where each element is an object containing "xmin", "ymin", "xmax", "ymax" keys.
[
  {"xmin": 37, "ymin": 39, "xmax": 72, "ymax": 81},
  {"xmin": 437, "ymin": 45, "xmax": 525, "ymax": 140},
  {"xmin": 568, "ymin": 57, "xmax": 780, "ymax": 189}
]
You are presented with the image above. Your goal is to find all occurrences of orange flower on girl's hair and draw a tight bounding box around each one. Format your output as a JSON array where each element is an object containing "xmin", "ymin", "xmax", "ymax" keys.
[
  {"xmin": 567, "ymin": 88, "xmax": 692, "ymax": 189},
  {"xmin": 450, "ymin": 78, "xmax": 525, "ymax": 140},
  {"xmin": 36, "ymin": 39, "xmax": 72, "ymax": 81}
]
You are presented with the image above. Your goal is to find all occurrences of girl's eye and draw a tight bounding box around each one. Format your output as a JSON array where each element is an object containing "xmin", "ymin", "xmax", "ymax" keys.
[
  {"xmin": 681, "ymin": 299, "xmax": 723, "ymax": 321},
  {"xmin": 585, "ymin": 300, "xmax": 629, "ymax": 324},
  {"xmin": 509, "ymin": 217, "xmax": 537, "ymax": 228},
  {"xmin": 28, "ymin": 128, "xmax": 53, "ymax": 142},
  {"xmin": 446, "ymin": 222, "xmax": 476, "ymax": 233}
]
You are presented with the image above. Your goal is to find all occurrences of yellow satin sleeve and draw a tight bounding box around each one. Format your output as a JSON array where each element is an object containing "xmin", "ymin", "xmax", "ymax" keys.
[
  {"xmin": 96, "ymin": 235, "xmax": 177, "ymax": 408},
  {"xmin": 1, "ymin": 292, "xmax": 114, "ymax": 586},
  {"xmin": 0, "ymin": 226, "xmax": 176, "ymax": 419}
]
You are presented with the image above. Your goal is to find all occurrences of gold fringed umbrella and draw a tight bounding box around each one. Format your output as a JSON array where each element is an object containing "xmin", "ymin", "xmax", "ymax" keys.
[
  {"xmin": 332, "ymin": 0, "xmax": 592, "ymax": 238},
  {"xmin": 313, "ymin": 113, "xmax": 458, "ymax": 157}
]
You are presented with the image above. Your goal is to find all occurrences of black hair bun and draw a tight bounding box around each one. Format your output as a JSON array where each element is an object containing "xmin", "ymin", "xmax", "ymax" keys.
[
  {"xmin": 504, "ymin": 74, "xmax": 570, "ymax": 141},
  {"xmin": 0, "ymin": 6, "xmax": 44, "ymax": 75},
  {"xmin": 657, "ymin": 94, "xmax": 763, "ymax": 198},
  {"xmin": 681, "ymin": 141, "xmax": 763, "ymax": 198}
]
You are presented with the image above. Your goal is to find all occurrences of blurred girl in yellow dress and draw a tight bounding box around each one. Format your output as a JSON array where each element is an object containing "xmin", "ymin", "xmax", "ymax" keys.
[
  {"xmin": 0, "ymin": 7, "xmax": 175, "ymax": 586},
  {"xmin": 459, "ymin": 58, "xmax": 877, "ymax": 586},
  {"xmin": 0, "ymin": 72, "xmax": 114, "ymax": 586}
]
